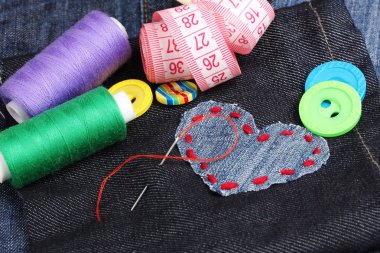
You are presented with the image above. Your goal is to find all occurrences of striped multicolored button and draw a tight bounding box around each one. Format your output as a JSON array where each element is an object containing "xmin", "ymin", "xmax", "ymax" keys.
[{"xmin": 155, "ymin": 81, "xmax": 198, "ymax": 106}]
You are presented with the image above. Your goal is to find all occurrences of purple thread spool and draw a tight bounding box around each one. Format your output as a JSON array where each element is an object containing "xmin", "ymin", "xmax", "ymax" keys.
[{"xmin": 0, "ymin": 11, "xmax": 132, "ymax": 123}]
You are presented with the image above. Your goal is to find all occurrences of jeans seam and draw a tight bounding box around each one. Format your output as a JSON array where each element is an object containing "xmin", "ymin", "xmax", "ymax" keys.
[
  {"xmin": 308, "ymin": 1, "xmax": 334, "ymax": 61},
  {"xmin": 144, "ymin": 0, "xmax": 148, "ymax": 23},
  {"xmin": 309, "ymin": 0, "xmax": 380, "ymax": 172}
]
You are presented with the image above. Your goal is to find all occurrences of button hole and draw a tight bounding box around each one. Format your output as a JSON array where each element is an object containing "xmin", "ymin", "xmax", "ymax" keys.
[{"xmin": 321, "ymin": 100, "xmax": 331, "ymax": 108}]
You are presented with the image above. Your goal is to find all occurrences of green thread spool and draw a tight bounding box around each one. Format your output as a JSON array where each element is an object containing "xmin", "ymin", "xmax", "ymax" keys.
[{"xmin": 0, "ymin": 87, "xmax": 134, "ymax": 188}]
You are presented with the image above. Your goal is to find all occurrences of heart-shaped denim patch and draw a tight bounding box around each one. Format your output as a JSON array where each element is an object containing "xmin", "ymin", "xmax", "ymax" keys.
[{"xmin": 176, "ymin": 101, "xmax": 330, "ymax": 196}]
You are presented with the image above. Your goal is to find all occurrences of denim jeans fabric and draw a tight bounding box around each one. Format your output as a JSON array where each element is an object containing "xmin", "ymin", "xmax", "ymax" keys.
[
  {"xmin": 0, "ymin": 0, "xmax": 143, "ymax": 58},
  {"xmin": 0, "ymin": 184, "xmax": 28, "ymax": 252},
  {"xmin": 175, "ymin": 101, "xmax": 330, "ymax": 196},
  {"xmin": 271, "ymin": 0, "xmax": 380, "ymax": 80},
  {"xmin": 1, "ymin": 0, "xmax": 379, "ymax": 79},
  {"xmin": 1, "ymin": 0, "xmax": 379, "ymax": 251}
]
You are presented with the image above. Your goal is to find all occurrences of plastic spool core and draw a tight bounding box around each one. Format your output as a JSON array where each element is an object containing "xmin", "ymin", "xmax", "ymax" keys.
[
  {"xmin": 0, "ymin": 153, "xmax": 11, "ymax": 183},
  {"xmin": 110, "ymin": 17, "xmax": 129, "ymax": 38},
  {"xmin": 6, "ymin": 101, "xmax": 30, "ymax": 123},
  {"xmin": 112, "ymin": 91, "xmax": 136, "ymax": 124}
]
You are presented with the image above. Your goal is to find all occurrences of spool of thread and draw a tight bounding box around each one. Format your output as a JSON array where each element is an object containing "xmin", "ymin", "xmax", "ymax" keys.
[
  {"xmin": 0, "ymin": 11, "xmax": 132, "ymax": 123},
  {"xmin": 0, "ymin": 87, "xmax": 136, "ymax": 188}
]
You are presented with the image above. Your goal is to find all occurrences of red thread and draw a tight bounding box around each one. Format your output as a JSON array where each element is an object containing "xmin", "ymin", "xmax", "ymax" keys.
[
  {"xmin": 230, "ymin": 112, "xmax": 241, "ymax": 118},
  {"xmin": 304, "ymin": 135, "xmax": 313, "ymax": 143},
  {"xmin": 280, "ymin": 169, "xmax": 295, "ymax": 175},
  {"xmin": 258, "ymin": 134, "xmax": 270, "ymax": 142},
  {"xmin": 186, "ymin": 149, "xmax": 196, "ymax": 159},
  {"xmin": 221, "ymin": 182, "xmax": 238, "ymax": 190},
  {"xmin": 243, "ymin": 124, "xmax": 253, "ymax": 134},
  {"xmin": 210, "ymin": 106, "xmax": 222, "ymax": 113},
  {"xmin": 96, "ymin": 114, "xmax": 239, "ymax": 222},
  {"xmin": 252, "ymin": 176, "xmax": 268, "ymax": 185},
  {"xmin": 200, "ymin": 163, "xmax": 208, "ymax": 170},
  {"xmin": 185, "ymin": 134, "xmax": 192, "ymax": 143},
  {"xmin": 303, "ymin": 160, "xmax": 315, "ymax": 167},
  {"xmin": 313, "ymin": 147, "xmax": 321, "ymax": 155},
  {"xmin": 207, "ymin": 174, "xmax": 217, "ymax": 184},
  {"xmin": 192, "ymin": 114, "xmax": 203, "ymax": 122},
  {"xmin": 281, "ymin": 130, "xmax": 293, "ymax": 136}
]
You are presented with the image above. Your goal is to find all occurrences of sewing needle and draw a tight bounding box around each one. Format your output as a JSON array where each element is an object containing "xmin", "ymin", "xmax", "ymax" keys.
[
  {"xmin": 132, "ymin": 137, "xmax": 180, "ymax": 211},
  {"xmin": 159, "ymin": 137, "xmax": 180, "ymax": 166},
  {"xmin": 131, "ymin": 185, "xmax": 149, "ymax": 211}
]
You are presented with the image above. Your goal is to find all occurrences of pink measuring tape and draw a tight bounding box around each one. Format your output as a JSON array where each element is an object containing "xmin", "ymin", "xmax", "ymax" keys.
[{"xmin": 139, "ymin": 0, "xmax": 275, "ymax": 91}]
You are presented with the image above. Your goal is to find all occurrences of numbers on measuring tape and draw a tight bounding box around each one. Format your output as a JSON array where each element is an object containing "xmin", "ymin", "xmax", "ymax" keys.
[
  {"xmin": 182, "ymin": 14, "xmax": 199, "ymax": 28},
  {"xmin": 211, "ymin": 72, "xmax": 227, "ymax": 84},
  {"xmin": 203, "ymin": 54, "xmax": 220, "ymax": 70},
  {"xmin": 145, "ymin": 0, "xmax": 275, "ymax": 89},
  {"xmin": 227, "ymin": 26, "xmax": 237, "ymax": 38},
  {"xmin": 169, "ymin": 61, "xmax": 185, "ymax": 74},
  {"xmin": 195, "ymin": 32, "xmax": 210, "ymax": 51},
  {"xmin": 160, "ymin": 23, "xmax": 169, "ymax": 32},
  {"xmin": 238, "ymin": 35, "xmax": 249, "ymax": 45},
  {"xmin": 174, "ymin": 5, "xmax": 190, "ymax": 13},
  {"xmin": 257, "ymin": 23, "xmax": 267, "ymax": 36},
  {"xmin": 245, "ymin": 7, "xmax": 260, "ymax": 24},
  {"xmin": 166, "ymin": 39, "xmax": 179, "ymax": 53},
  {"xmin": 229, "ymin": 0, "xmax": 242, "ymax": 8}
]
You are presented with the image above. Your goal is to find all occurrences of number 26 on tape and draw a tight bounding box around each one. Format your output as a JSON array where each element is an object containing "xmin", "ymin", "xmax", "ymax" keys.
[{"xmin": 203, "ymin": 54, "xmax": 219, "ymax": 71}]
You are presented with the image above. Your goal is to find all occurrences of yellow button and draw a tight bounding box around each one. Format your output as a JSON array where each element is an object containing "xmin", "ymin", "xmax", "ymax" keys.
[{"xmin": 109, "ymin": 79, "xmax": 153, "ymax": 118}]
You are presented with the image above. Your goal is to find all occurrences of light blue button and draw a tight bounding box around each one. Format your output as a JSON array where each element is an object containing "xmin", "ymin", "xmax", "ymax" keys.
[{"xmin": 305, "ymin": 61, "xmax": 366, "ymax": 101}]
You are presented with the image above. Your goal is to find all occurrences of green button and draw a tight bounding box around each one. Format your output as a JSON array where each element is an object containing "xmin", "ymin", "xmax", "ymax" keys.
[{"xmin": 299, "ymin": 81, "xmax": 362, "ymax": 137}]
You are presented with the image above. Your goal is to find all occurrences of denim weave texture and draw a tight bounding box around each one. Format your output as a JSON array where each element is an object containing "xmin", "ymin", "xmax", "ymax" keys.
[
  {"xmin": 1, "ymin": 0, "xmax": 378, "ymax": 78},
  {"xmin": 0, "ymin": 0, "xmax": 380, "ymax": 252},
  {"xmin": 176, "ymin": 101, "xmax": 330, "ymax": 196}
]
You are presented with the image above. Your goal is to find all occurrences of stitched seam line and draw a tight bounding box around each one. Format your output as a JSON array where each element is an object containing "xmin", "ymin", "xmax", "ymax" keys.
[
  {"xmin": 355, "ymin": 128, "xmax": 380, "ymax": 171},
  {"xmin": 308, "ymin": 1, "xmax": 334, "ymax": 61},
  {"xmin": 144, "ymin": 0, "xmax": 148, "ymax": 23},
  {"xmin": 309, "ymin": 1, "xmax": 380, "ymax": 171}
]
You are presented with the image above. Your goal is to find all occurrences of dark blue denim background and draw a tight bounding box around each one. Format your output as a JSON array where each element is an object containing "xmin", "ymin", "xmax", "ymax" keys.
[
  {"xmin": 1, "ymin": 0, "xmax": 378, "ymax": 77},
  {"xmin": 0, "ymin": 0, "xmax": 379, "ymax": 252}
]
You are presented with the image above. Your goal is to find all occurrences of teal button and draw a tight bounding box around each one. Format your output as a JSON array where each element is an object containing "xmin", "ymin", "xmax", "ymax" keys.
[
  {"xmin": 299, "ymin": 81, "xmax": 362, "ymax": 137},
  {"xmin": 305, "ymin": 61, "xmax": 366, "ymax": 101}
]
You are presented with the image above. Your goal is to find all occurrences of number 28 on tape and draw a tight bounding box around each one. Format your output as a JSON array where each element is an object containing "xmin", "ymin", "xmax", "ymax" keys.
[{"xmin": 139, "ymin": 0, "xmax": 275, "ymax": 91}]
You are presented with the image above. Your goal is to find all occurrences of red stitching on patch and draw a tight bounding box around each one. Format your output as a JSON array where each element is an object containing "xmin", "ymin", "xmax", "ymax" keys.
[
  {"xmin": 280, "ymin": 169, "xmax": 295, "ymax": 175},
  {"xmin": 303, "ymin": 160, "xmax": 315, "ymax": 167},
  {"xmin": 281, "ymin": 130, "xmax": 293, "ymax": 136},
  {"xmin": 185, "ymin": 134, "xmax": 192, "ymax": 143},
  {"xmin": 304, "ymin": 135, "xmax": 313, "ymax": 142},
  {"xmin": 200, "ymin": 163, "xmax": 208, "ymax": 170},
  {"xmin": 252, "ymin": 176, "xmax": 268, "ymax": 185},
  {"xmin": 186, "ymin": 149, "xmax": 196, "ymax": 159},
  {"xmin": 313, "ymin": 147, "xmax": 321, "ymax": 155},
  {"xmin": 210, "ymin": 106, "xmax": 222, "ymax": 113},
  {"xmin": 243, "ymin": 124, "xmax": 253, "ymax": 134},
  {"xmin": 208, "ymin": 174, "xmax": 217, "ymax": 184},
  {"xmin": 192, "ymin": 114, "xmax": 203, "ymax": 122},
  {"xmin": 230, "ymin": 112, "xmax": 241, "ymax": 118},
  {"xmin": 221, "ymin": 182, "xmax": 238, "ymax": 190},
  {"xmin": 258, "ymin": 134, "xmax": 270, "ymax": 142}
]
